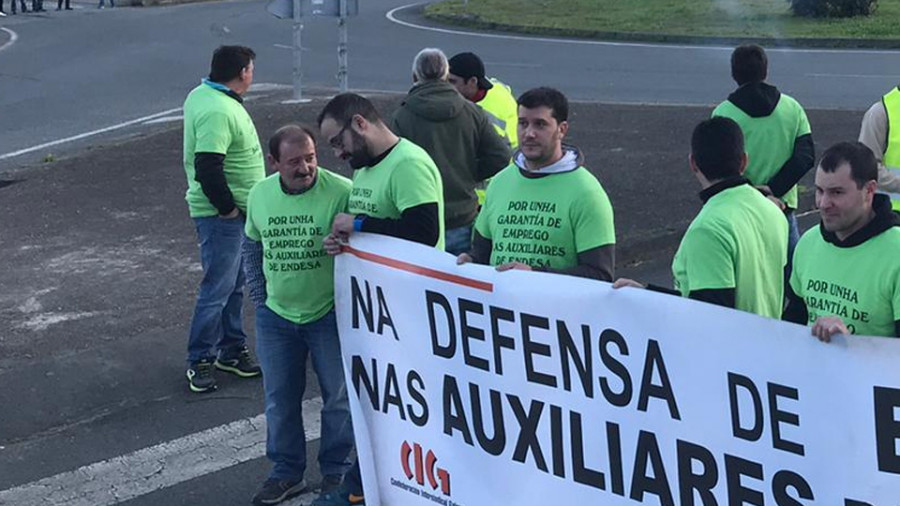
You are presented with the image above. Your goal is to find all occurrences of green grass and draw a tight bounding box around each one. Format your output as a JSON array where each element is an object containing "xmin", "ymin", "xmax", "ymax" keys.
[{"xmin": 425, "ymin": 0, "xmax": 900, "ymax": 40}]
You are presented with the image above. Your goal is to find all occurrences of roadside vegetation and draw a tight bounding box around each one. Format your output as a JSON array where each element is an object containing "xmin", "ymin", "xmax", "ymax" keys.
[{"xmin": 425, "ymin": 0, "xmax": 900, "ymax": 42}]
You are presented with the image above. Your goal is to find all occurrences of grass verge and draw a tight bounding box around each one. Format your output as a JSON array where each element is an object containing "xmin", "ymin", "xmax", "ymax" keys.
[{"xmin": 425, "ymin": 0, "xmax": 900, "ymax": 45}]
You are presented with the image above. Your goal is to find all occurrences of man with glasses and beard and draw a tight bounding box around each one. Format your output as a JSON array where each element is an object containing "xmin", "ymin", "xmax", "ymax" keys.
[
  {"xmin": 318, "ymin": 93, "xmax": 445, "ymax": 254},
  {"xmin": 312, "ymin": 93, "xmax": 445, "ymax": 506}
]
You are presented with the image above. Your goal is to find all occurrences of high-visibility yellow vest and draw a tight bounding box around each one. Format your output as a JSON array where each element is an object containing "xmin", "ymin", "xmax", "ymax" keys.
[
  {"xmin": 479, "ymin": 78, "xmax": 518, "ymax": 149},
  {"xmin": 881, "ymin": 87, "xmax": 900, "ymax": 210},
  {"xmin": 475, "ymin": 78, "xmax": 518, "ymax": 206}
]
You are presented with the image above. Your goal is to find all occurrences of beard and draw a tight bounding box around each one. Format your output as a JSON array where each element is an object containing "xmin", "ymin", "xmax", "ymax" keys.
[{"xmin": 347, "ymin": 131, "xmax": 373, "ymax": 170}]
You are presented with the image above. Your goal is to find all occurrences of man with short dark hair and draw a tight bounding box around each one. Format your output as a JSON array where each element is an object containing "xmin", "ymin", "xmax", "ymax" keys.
[
  {"xmin": 244, "ymin": 125, "xmax": 354, "ymax": 505},
  {"xmin": 713, "ymin": 44, "xmax": 814, "ymax": 266},
  {"xmin": 182, "ymin": 45, "xmax": 263, "ymax": 393},
  {"xmin": 459, "ymin": 87, "xmax": 616, "ymax": 281},
  {"xmin": 391, "ymin": 48, "xmax": 510, "ymax": 255},
  {"xmin": 615, "ymin": 117, "xmax": 788, "ymax": 317},
  {"xmin": 785, "ymin": 141, "xmax": 900, "ymax": 340}
]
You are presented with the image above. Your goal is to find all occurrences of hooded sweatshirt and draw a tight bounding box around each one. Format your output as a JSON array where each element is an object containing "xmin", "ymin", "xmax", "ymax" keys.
[
  {"xmin": 390, "ymin": 80, "xmax": 510, "ymax": 228},
  {"xmin": 713, "ymin": 82, "xmax": 814, "ymax": 210},
  {"xmin": 786, "ymin": 194, "xmax": 900, "ymax": 337},
  {"xmin": 474, "ymin": 145, "xmax": 615, "ymax": 273}
]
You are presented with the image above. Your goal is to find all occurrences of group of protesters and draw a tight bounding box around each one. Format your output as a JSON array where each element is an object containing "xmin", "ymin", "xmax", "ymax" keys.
[{"xmin": 179, "ymin": 42, "xmax": 900, "ymax": 505}]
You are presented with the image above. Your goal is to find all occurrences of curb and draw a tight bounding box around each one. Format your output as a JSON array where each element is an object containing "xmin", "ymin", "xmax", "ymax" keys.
[{"xmin": 424, "ymin": 9, "xmax": 900, "ymax": 50}]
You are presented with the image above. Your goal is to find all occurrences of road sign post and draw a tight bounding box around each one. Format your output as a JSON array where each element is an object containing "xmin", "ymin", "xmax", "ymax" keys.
[
  {"xmin": 338, "ymin": 0, "xmax": 348, "ymax": 92},
  {"xmin": 267, "ymin": 0, "xmax": 358, "ymax": 98}
]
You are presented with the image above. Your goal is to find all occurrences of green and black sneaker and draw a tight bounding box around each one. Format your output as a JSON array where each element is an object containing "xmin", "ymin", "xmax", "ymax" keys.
[
  {"xmin": 215, "ymin": 345, "xmax": 262, "ymax": 378},
  {"xmin": 186, "ymin": 359, "xmax": 217, "ymax": 393}
]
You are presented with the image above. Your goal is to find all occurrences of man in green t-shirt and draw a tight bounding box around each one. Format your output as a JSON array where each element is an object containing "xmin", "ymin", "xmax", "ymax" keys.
[
  {"xmin": 182, "ymin": 45, "xmax": 265, "ymax": 393},
  {"xmin": 712, "ymin": 44, "xmax": 815, "ymax": 267},
  {"xmin": 312, "ymin": 93, "xmax": 445, "ymax": 506},
  {"xmin": 457, "ymin": 87, "xmax": 616, "ymax": 281},
  {"xmin": 318, "ymin": 93, "xmax": 445, "ymax": 253},
  {"xmin": 244, "ymin": 125, "xmax": 354, "ymax": 505},
  {"xmin": 785, "ymin": 141, "xmax": 900, "ymax": 340},
  {"xmin": 614, "ymin": 117, "xmax": 788, "ymax": 318}
]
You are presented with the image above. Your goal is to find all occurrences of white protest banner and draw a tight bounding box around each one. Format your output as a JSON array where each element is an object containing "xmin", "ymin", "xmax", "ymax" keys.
[{"xmin": 334, "ymin": 233, "xmax": 900, "ymax": 505}]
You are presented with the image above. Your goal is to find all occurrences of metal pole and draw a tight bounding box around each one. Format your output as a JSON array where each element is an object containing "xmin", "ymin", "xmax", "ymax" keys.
[
  {"xmin": 337, "ymin": 0, "xmax": 348, "ymax": 92},
  {"xmin": 292, "ymin": 0, "xmax": 303, "ymax": 100}
]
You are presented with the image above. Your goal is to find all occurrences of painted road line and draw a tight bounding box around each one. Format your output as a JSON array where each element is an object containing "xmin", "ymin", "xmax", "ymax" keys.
[
  {"xmin": 0, "ymin": 397, "xmax": 323, "ymax": 506},
  {"xmin": 142, "ymin": 116, "xmax": 184, "ymax": 126},
  {"xmin": 0, "ymin": 83, "xmax": 290, "ymax": 162},
  {"xmin": 0, "ymin": 108, "xmax": 183, "ymax": 162},
  {"xmin": 0, "ymin": 28, "xmax": 17, "ymax": 53},
  {"xmin": 804, "ymin": 73, "xmax": 900, "ymax": 79},
  {"xmin": 386, "ymin": 2, "xmax": 900, "ymax": 55}
]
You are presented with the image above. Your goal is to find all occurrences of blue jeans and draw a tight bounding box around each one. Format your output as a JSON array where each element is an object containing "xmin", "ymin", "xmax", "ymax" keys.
[
  {"xmin": 186, "ymin": 216, "xmax": 248, "ymax": 364},
  {"xmin": 444, "ymin": 224, "xmax": 473, "ymax": 257},
  {"xmin": 256, "ymin": 307, "xmax": 354, "ymax": 481}
]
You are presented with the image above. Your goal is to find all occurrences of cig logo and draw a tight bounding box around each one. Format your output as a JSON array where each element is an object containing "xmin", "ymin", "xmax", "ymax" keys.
[{"xmin": 400, "ymin": 441, "xmax": 451, "ymax": 496}]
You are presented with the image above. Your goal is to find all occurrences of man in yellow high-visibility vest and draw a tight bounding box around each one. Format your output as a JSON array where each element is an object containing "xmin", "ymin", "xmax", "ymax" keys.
[
  {"xmin": 448, "ymin": 52, "xmax": 518, "ymax": 149},
  {"xmin": 448, "ymin": 52, "xmax": 518, "ymax": 205},
  {"xmin": 859, "ymin": 86, "xmax": 900, "ymax": 211}
]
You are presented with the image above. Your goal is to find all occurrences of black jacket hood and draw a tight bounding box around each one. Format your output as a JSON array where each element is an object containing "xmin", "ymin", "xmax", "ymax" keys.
[
  {"xmin": 820, "ymin": 194, "xmax": 900, "ymax": 248},
  {"xmin": 727, "ymin": 82, "xmax": 781, "ymax": 118}
]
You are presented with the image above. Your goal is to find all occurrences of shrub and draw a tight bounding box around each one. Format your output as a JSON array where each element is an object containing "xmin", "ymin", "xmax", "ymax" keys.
[{"xmin": 788, "ymin": 0, "xmax": 877, "ymax": 17}]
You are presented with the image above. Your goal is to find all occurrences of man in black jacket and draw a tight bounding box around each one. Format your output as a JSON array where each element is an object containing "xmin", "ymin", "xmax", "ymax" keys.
[{"xmin": 390, "ymin": 47, "xmax": 510, "ymax": 256}]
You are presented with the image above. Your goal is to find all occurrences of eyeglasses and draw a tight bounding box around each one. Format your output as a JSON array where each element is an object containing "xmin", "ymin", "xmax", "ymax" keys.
[{"xmin": 328, "ymin": 119, "xmax": 353, "ymax": 150}]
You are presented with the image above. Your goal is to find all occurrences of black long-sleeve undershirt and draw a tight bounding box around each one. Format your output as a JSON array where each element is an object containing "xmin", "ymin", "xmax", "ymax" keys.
[
  {"xmin": 647, "ymin": 284, "xmax": 737, "ymax": 309},
  {"xmin": 194, "ymin": 152, "xmax": 235, "ymax": 215},
  {"xmin": 359, "ymin": 202, "xmax": 440, "ymax": 247},
  {"xmin": 766, "ymin": 133, "xmax": 815, "ymax": 201}
]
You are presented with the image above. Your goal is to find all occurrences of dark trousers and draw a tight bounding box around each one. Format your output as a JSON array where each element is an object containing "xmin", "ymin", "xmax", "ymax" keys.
[
  {"xmin": 57, "ymin": 0, "xmax": 69, "ymax": 9},
  {"xmin": 9, "ymin": 0, "xmax": 28, "ymax": 13}
]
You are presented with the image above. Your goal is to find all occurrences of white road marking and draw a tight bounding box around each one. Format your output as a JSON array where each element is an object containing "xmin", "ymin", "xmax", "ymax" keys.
[
  {"xmin": 805, "ymin": 73, "xmax": 900, "ymax": 79},
  {"xmin": 0, "ymin": 397, "xmax": 324, "ymax": 506},
  {"xmin": 0, "ymin": 27, "xmax": 18, "ymax": 53},
  {"xmin": 482, "ymin": 61, "xmax": 542, "ymax": 68},
  {"xmin": 386, "ymin": 1, "xmax": 900, "ymax": 55},
  {"xmin": 273, "ymin": 43, "xmax": 307, "ymax": 51},
  {"xmin": 142, "ymin": 115, "xmax": 183, "ymax": 125},
  {"xmin": 0, "ymin": 108, "xmax": 183, "ymax": 161},
  {"xmin": 0, "ymin": 83, "xmax": 288, "ymax": 162}
]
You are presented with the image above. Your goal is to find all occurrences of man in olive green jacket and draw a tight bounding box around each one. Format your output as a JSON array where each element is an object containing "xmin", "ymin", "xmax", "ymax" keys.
[{"xmin": 390, "ymin": 47, "xmax": 510, "ymax": 256}]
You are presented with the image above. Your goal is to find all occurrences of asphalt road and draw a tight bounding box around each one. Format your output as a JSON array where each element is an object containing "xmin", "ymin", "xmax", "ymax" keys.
[
  {"xmin": 0, "ymin": 1, "xmax": 885, "ymax": 505},
  {"xmin": 1, "ymin": 0, "xmax": 899, "ymax": 165}
]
